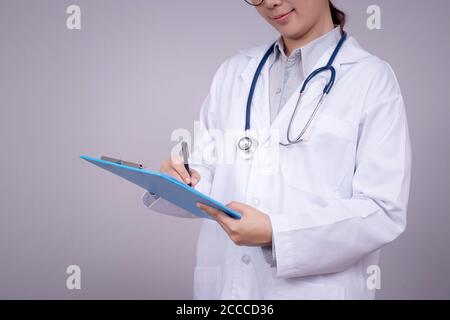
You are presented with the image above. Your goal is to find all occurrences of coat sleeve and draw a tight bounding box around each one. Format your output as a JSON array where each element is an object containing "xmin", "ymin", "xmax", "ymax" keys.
[
  {"xmin": 141, "ymin": 63, "xmax": 223, "ymax": 219},
  {"xmin": 271, "ymin": 63, "xmax": 412, "ymax": 278}
]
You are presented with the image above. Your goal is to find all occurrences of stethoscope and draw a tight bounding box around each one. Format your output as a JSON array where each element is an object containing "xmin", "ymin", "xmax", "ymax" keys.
[{"xmin": 237, "ymin": 31, "xmax": 347, "ymax": 158}]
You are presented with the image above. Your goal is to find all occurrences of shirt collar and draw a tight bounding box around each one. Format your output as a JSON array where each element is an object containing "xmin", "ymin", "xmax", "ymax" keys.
[{"xmin": 270, "ymin": 26, "xmax": 342, "ymax": 76}]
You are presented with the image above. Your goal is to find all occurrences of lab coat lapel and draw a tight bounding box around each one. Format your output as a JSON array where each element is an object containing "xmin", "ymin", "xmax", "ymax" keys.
[{"xmin": 239, "ymin": 44, "xmax": 272, "ymax": 133}]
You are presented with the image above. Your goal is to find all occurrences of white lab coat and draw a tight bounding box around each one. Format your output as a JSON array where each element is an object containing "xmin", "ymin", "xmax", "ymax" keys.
[{"xmin": 142, "ymin": 35, "xmax": 411, "ymax": 300}]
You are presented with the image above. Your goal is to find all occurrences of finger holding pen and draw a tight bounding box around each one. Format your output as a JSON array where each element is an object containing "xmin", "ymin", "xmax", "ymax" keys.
[
  {"xmin": 181, "ymin": 141, "xmax": 192, "ymax": 186},
  {"xmin": 160, "ymin": 157, "xmax": 200, "ymax": 187}
]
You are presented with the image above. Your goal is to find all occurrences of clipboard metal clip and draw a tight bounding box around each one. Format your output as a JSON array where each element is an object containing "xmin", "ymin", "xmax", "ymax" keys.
[{"xmin": 101, "ymin": 155, "xmax": 145, "ymax": 169}]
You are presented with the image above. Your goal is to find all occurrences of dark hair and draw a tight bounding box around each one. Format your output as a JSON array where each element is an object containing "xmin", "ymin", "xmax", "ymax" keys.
[{"xmin": 329, "ymin": 1, "xmax": 346, "ymax": 30}]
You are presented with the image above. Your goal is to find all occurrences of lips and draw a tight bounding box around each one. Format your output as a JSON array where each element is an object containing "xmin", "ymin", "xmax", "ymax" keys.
[{"xmin": 272, "ymin": 9, "xmax": 294, "ymax": 21}]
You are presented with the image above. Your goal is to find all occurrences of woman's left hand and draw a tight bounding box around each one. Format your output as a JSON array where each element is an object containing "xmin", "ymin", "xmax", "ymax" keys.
[{"xmin": 197, "ymin": 201, "xmax": 272, "ymax": 247}]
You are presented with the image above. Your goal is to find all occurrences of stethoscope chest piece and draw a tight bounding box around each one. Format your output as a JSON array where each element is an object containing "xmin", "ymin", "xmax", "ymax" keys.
[{"xmin": 237, "ymin": 134, "xmax": 258, "ymax": 160}]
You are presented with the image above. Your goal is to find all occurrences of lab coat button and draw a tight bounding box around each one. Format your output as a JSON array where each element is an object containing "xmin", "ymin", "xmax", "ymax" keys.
[
  {"xmin": 252, "ymin": 197, "xmax": 260, "ymax": 207},
  {"xmin": 241, "ymin": 254, "xmax": 250, "ymax": 264}
]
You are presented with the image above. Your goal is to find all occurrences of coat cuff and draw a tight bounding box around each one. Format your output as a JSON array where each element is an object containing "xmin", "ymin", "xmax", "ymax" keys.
[
  {"xmin": 260, "ymin": 215, "xmax": 278, "ymax": 268},
  {"xmin": 270, "ymin": 213, "xmax": 297, "ymax": 278}
]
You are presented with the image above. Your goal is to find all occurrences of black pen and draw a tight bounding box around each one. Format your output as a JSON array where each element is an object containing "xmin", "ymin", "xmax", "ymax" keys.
[{"xmin": 181, "ymin": 141, "xmax": 192, "ymax": 187}]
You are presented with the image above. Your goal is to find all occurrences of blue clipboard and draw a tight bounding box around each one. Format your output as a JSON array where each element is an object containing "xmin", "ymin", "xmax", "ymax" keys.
[{"xmin": 80, "ymin": 155, "xmax": 241, "ymax": 220}]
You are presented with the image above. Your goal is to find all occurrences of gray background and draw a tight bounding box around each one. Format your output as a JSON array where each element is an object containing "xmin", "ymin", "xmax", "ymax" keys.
[{"xmin": 0, "ymin": 0, "xmax": 449, "ymax": 299}]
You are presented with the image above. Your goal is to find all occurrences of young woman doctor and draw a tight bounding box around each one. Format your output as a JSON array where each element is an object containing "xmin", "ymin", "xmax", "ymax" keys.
[{"xmin": 142, "ymin": 0, "xmax": 411, "ymax": 299}]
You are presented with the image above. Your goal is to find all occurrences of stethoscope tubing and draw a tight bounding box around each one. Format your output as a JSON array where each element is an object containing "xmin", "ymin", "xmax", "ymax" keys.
[{"xmin": 240, "ymin": 31, "xmax": 347, "ymax": 150}]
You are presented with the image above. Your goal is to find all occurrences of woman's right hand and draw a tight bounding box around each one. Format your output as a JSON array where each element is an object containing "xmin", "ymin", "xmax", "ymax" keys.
[{"xmin": 160, "ymin": 157, "xmax": 201, "ymax": 187}]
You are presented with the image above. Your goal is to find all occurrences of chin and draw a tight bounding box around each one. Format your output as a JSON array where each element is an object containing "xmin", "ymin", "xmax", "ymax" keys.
[{"xmin": 280, "ymin": 26, "xmax": 308, "ymax": 39}]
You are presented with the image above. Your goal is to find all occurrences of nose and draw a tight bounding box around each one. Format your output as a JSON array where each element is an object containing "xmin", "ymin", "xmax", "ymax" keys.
[{"xmin": 263, "ymin": 0, "xmax": 283, "ymax": 9}]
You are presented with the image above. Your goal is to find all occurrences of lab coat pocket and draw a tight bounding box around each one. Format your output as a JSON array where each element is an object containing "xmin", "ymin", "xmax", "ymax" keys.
[
  {"xmin": 264, "ymin": 277, "xmax": 346, "ymax": 300},
  {"xmin": 193, "ymin": 266, "xmax": 222, "ymax": 300},
  {"xmin": 310, "ymin": 113, "xmax": 357, "ymax": 141},
  {"xmin": 280, "ymin": 113, "xmax": 357, "ymax": 195}
]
